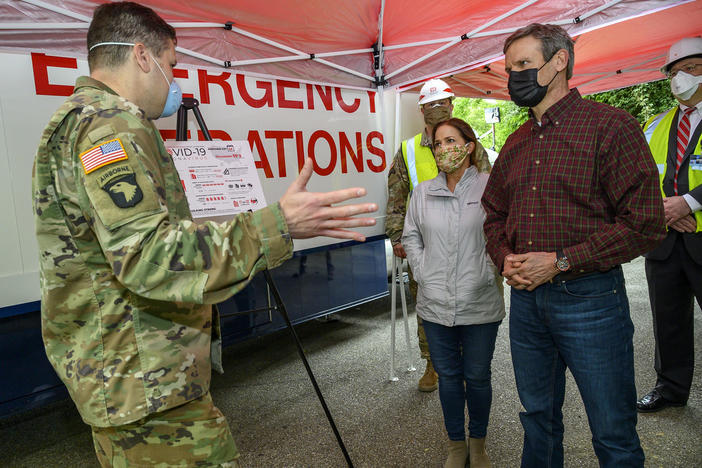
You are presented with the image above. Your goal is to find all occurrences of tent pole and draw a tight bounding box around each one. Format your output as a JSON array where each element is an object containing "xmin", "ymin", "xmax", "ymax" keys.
[
  {"xmin": 176, "ymin": 47, "xmax": 226, "ymax": 67},
  {"xmin": 575, "ymin": 54, "xmax": 667, "ymax": 90},
  {"xmin": 313, "ymin": 58, "xmax": 376, "ymax": 82},
  {"xmin": 463, "ymin": 0, "xmax": 539, "ymax": 39},
  {"xmin": 451, "ymin": 76, "xmax": 490, "ymax": 96},
  {"xmin": 559, "ymin": 0, "xmax": 687, "ymax": 37},
  {"xmin": 0, "ymin": 22, "xmax": 87, "ymax": 29},
  {"xmin": 168, "ymin": 22, "xmax": 225, "ymax": 28},
  {"xmin": 385, "ymin": 39, "xmax": 461, "ymax": 80},
  {"xmin": 228, "ymin": 56, "xmax": 309, "ymax": 67},
  {"xmin": 385, "ymin": 0, "xmax": 538, "ymax": 80},
  {"xmin": 316, "ymin": 48, "xmax": 374, "ymax": 58},
  {"xmin": 394, "ymin": 90, "xmax": 401, "ymax": 154},
  {"xmin": 377, "ymin": 0, "xmax": 386, "ymax": 78},
  {"xmin": 384, "ymin": 37, "xmax": 458, "ymax": 51},
  {"xmin": 577, "ymin": 0, "xmax": 626, "ymax": 23},
  {"xmin": 225, "ymin": 24, "xmax": 375, "ymax": 82},
  {"xmin": 394, "ymin": 54, "xmax": 503, "ymax": 91},
  {"xmin": 20, "ymin": 0, "xmax": 90, "ymax": 22},
  {"xmin": 227, "ymin": 24, "xmax": 307, "ymax": 57}
]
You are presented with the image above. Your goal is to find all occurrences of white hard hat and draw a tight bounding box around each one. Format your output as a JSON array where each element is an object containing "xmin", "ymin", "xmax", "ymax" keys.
[
  {"xmin": 418, "ymin": 78, "xmax": 454, "ymax": 105},
  {"xmin": 661, "ymin": 37, "xmax": 702, "ymax": 73}
]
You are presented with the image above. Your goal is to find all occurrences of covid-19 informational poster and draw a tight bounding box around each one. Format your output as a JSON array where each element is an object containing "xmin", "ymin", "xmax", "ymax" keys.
[{"xmin": 166, "ymin": 141, "xmax": 267, "ymax": 218}]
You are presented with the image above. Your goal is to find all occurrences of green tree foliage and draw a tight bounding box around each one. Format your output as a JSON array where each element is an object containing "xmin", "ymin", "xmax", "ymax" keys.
[
  {"xmin": 585, "ymin": 79, "xmax": 677, "ymax": 124},
  {"xmin": 452, "ymin": 80, "xmax": 677, "ymax": 152},
  {"xmin": 452, "ymin": 98, "xmax": 527, "ymax": 151}
]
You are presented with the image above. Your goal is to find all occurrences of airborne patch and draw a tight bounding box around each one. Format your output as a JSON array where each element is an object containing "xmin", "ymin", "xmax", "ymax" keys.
[
  {"xmin": 97, "ymin": 165, "xmax": 144, "ymax": 209},
  {"xmin": 80, "ymin": 138, "xmax": 128, "ymax": 174}
]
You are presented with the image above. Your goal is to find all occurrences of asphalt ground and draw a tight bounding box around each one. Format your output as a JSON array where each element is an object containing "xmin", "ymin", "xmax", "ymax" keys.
[{"xmin": 0, "ymin": 256, "xmax": 700, "ymax": 467}]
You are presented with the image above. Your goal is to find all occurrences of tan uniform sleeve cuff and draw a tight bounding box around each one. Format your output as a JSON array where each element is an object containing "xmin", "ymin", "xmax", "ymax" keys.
[{"xmin": 253, "ymin": 202, "xmax": 293, "ymax": 269}]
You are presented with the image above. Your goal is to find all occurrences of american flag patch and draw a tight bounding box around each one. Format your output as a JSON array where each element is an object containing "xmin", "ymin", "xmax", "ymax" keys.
[{"xmin": 80, "ymin": 139, "xmax": 128, "ymax": 174}]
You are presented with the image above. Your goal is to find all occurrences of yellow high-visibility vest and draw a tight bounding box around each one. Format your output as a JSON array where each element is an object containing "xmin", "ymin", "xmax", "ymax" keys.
[
  {"xmin": 401, "ymin": 133, "xmax": 438, "ymax": 191},
  {"xmin": 643, "ymin": 108, "xmax": 702, "ymax": 233}
]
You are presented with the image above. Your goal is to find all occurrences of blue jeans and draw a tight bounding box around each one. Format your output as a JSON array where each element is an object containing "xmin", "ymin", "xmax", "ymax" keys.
[
  {"xmin": 423, "ymin": 319, "xmax": 501, "ymax": 440},
  {"xmin": 510, "ymin": 267, "xmax": 644, "ymax": 468}
]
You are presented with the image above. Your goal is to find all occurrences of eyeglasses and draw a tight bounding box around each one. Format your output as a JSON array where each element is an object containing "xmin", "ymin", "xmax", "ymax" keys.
[{"xmin": 666, "ymin": 63, "xmax": 702, "ymax": 79}]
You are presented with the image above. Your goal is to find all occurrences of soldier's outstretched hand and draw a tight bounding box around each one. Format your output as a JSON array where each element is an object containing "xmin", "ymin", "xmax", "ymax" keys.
[{"xmin": 280, "ymin": 158, "xmax": 378, "ymax": 241}]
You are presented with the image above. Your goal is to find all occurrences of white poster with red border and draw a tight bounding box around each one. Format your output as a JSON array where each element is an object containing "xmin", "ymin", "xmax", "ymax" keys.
[{"xmin": 167, "ymin": 141, "xmax": 267, "ymax": 218}]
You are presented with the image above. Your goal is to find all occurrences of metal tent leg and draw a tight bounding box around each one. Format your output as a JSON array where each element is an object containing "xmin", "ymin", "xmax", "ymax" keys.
[
  {"xmin": 397, "ymin": 258, "xmax": 415, "ymax": 373},
  {"xmin": 389, "ymin": 255, "xmax": 415, "ymax": 382}
]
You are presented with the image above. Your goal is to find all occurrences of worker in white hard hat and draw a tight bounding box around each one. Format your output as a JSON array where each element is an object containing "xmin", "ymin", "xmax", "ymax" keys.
[
  {"xmin": 637, "ymin": 36, "xmax": 702, "ymax": 413},
  {"xmin": 384, "ymin": 78, "xmax": 491, "ymax": 394}
]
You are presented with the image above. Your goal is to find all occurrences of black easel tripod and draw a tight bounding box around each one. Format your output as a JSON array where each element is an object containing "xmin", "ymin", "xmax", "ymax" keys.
[{"xmin": 175, "ymin": 97, "xmax": 354, "ymax": 467}]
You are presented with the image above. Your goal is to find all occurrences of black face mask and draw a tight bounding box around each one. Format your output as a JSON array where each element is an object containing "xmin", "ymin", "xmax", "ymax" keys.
[{"xmin": 508, "ymin": 56, "xmax": 559, "ymax": 108}]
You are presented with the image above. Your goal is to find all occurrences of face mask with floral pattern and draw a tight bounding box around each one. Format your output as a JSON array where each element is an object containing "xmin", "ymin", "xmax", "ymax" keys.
[{"xmin": 435, "ymin": 144, "xmax": 471, "ymax": 173}]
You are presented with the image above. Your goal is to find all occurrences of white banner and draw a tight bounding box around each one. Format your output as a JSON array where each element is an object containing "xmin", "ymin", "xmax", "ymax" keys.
[{"xmin": 0, "ymin": 50, "xmax": 393, "ymax": 307}]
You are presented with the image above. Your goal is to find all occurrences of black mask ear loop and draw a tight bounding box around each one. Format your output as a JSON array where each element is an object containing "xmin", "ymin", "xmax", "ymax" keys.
[{"xmin": 538, "ymin": 53, "xmax": 561, "ymax": 88}]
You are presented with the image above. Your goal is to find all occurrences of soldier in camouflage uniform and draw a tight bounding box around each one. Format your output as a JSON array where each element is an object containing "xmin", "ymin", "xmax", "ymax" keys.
[
  {"xmin": 32, "ymin": 3, "xmax": 376, "ymax": 467},
  {"xmin": 385, "ymin": 79, "xmax": 492, "ymax": 392}
]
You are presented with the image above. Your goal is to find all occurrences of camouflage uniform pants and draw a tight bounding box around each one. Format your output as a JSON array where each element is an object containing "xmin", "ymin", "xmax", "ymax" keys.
[
  {"xmin": 92, "ymin": 392, "xmax": 240, "ymax": 468},
  {"xmin": 407, "ymin": 265, "xmax": 431, "ymax": 361}
]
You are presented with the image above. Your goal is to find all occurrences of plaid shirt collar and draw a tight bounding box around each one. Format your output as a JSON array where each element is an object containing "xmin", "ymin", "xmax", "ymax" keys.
[{"xmin": 528, "ymin": 88, "xmax": 582, "ymax": 132}]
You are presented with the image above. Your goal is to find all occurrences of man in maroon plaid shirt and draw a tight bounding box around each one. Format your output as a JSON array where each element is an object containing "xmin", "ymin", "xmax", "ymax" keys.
[{"xmin": 481, "ymin": 23, "xmax": 665, "ymax": 467}]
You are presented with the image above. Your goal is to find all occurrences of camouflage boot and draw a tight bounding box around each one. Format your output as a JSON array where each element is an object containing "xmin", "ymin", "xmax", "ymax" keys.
[
  {"xmin": 469, "ymin": 437, "xmax": 491, "ymax": 467},
  {"xmin": 418, "ymin": 359, "xmax": 438, "ymax": 392},
  {"xmin": 444, "ymin": 439, "xmax": 468, "ymax": 468}
]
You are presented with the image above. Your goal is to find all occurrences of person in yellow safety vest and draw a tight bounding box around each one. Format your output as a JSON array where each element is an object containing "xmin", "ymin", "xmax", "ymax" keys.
[
  {"xmin": 637, "ymin": 37, "xmax": 702, "ymax": 414},
  {"xmin": 384, "ymin": 78, "xmax": 492, "ymax": 392}
]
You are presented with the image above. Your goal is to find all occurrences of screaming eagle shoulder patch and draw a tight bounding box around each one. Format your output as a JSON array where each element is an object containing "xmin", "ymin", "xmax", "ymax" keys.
[
  {"xmin": 96, "ymin": 164, "xmax": 143, "ymax": 209},
  {"xmin": 102, "ymin": 175, "xmax": 143, "ymax": 208}
]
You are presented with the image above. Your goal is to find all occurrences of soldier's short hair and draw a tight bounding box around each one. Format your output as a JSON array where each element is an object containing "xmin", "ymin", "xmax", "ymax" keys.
[
  {"xmin": 503, "ymin": 23, "xmax": 575, "ymax": 80},
  {"xmin": 87, "ymin": 2, "xmax": 176, "ymax": 71}
]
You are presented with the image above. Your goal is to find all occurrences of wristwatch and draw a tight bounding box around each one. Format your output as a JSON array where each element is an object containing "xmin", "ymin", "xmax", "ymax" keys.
[{"xmin": 554, "ymin": 249, "xmax": 570, "ymax": 272}]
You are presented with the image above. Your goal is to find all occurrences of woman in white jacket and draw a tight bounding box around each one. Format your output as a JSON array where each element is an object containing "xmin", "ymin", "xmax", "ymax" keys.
[{"xmin": 402, "ymin": 118, "xmax": 505, "ymax": 468}]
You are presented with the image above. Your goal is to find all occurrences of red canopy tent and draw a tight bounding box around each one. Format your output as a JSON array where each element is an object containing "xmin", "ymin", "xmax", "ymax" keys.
[
  {"xmin": 1, "ymin": 0, "xmax": 700, "ymax": 98},
  {"xmin": 439, "ymin": 0, "xmax": 702, "ymax": 99}
]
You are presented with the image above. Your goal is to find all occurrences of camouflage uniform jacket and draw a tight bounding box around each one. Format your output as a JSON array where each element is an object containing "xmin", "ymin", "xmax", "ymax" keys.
[
  {"xmin": 384, "ymin": 128, "xmax": 492, "ymax": 245},
  {"xmin": 32, "ymin": 77, "xmax": 293, "ymax": 428}
]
